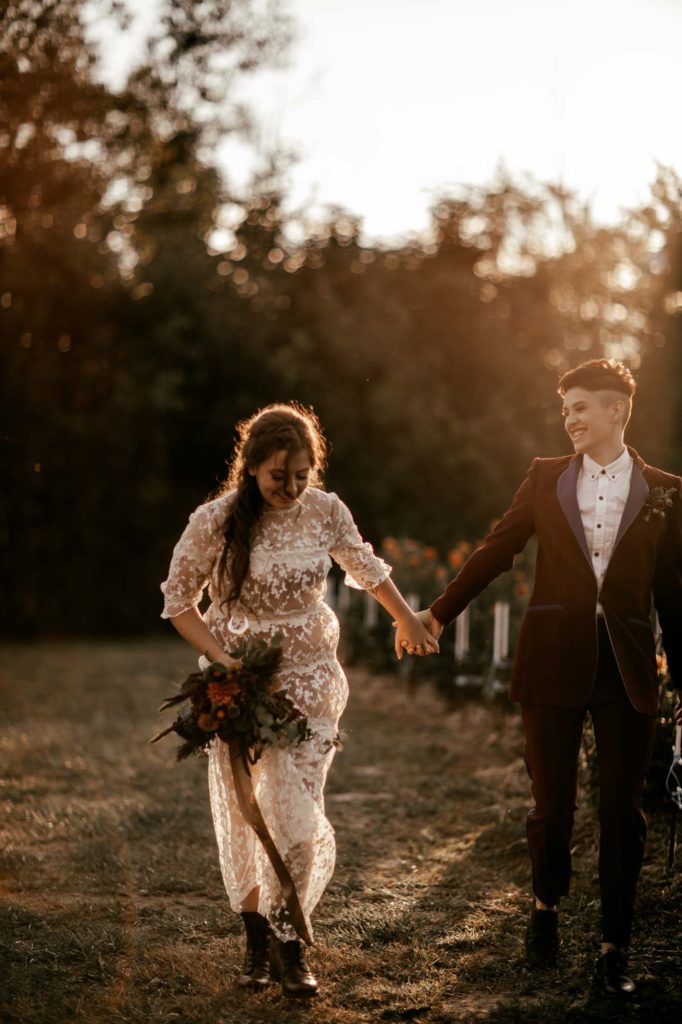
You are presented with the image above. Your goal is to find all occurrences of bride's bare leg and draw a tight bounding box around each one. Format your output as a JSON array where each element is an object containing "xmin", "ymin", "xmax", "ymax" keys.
[{"xmin": 240, "ymin": 885, "xmax": 260, "ymax": 913}]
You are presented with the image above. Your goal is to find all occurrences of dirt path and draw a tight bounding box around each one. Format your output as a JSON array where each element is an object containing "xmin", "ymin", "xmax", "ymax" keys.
[{"xmin": 0, "ymin": 641, "xmax": 680, "ymax": 1024}]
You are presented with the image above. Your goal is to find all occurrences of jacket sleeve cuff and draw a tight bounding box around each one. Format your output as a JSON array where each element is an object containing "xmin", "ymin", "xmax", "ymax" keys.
[{"xmin": 429, "ymin": 599, "xmax": 451, "ymax": 628}]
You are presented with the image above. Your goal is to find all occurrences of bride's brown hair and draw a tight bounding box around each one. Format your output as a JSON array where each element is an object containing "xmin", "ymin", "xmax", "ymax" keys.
[{"xmin": 216, "ymin": 402, "xmax": 328, "ymax": 610}]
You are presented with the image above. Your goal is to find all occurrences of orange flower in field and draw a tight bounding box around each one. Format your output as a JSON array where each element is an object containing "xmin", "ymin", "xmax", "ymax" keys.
[
  {"xmin": 408, "ymin": 554, "xmax": 421, "ymax": 567},
  {"xmin": 383, "ymin": 537, "xmax": 402, "ymax": 561},
  {"xmin": 423, "ymin": 546, "xmax": 438, "ymax": 560},
  {"xmin": 448, "ymin": 550, "xmax": 464, "ymax": 569}
]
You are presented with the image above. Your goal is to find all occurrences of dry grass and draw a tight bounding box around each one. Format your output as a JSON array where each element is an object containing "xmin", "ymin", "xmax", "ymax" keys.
[{"xmin": 0, "ymin": 640, "xmax": 680, "ymax": 1024}]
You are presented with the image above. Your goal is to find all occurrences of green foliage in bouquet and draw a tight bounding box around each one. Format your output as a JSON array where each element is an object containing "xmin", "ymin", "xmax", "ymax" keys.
[{"xmin": 151, "ymin": 634, "xmax": 311, "ymax": 766}]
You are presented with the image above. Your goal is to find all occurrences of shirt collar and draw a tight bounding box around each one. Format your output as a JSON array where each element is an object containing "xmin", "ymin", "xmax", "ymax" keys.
[{"xmin": 582, "ymin": 447, "xmax": 632, "ymax": 482}]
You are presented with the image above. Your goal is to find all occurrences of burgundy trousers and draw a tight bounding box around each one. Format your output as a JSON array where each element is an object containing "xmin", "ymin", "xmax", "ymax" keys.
[{"xmin": 521, "ymin": 619, "xmax": 657, "ymax": 948}]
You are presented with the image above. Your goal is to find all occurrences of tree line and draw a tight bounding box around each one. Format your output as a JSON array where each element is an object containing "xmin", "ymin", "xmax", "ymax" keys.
[{"xmin": 2, "ymin": 0, "xmax": 681, "ymax": 636}]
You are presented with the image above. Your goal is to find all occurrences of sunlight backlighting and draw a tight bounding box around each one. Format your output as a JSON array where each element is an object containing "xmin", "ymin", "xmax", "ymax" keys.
[{"xmin": 91, "ymin": 0, "xmax": 682, "ymax": 245}]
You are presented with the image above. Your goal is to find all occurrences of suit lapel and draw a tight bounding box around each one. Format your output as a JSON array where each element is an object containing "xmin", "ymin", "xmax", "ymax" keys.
[
  {"xmin": 556, "ymin": 457, "xmax": 593, "ymax": 567},
  {"xmin": 613, "ymin": 461, "xmax": 649, "ymax": 548}
]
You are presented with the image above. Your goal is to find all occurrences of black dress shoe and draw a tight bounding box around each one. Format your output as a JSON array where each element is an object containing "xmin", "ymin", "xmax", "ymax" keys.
[
  {"xmin": 270, "ymin": 937, "xmax": 318, "ymax": 998},
  {"xmin": 238, "ymin": 912, "xmax": 271, "ymax": 989},
  {"xmin": 525, "ymin": 907, "xmax": 559, "ymax": 968},
  {"xmin": 594, "ymin": 949, "xmax": 636, "ymax": 997}
]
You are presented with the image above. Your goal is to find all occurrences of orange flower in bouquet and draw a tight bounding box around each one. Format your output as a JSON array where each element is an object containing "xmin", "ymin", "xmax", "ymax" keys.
[{"xmin": 151, "ymin": 635, "xmax": 312, "ymax": 765}]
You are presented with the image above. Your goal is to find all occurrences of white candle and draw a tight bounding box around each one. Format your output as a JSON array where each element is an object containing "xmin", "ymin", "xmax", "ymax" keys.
[
  {"xmin": 493, "ymin": 601, "xmax": 510, "ymax": 663},
  {"xmin": 455, "ymin": 606, "xmax": 470, "ymax": 660}
]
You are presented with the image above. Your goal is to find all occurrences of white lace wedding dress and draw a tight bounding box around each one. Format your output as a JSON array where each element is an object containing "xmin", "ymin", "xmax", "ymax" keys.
[{"xmin": 160, "ymin": 486, "xmax": 390, "ymax": 941}]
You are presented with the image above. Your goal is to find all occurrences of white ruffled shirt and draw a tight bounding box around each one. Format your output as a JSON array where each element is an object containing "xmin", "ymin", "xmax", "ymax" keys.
[{"xmin": 577, "ymin": 447, "xmax": 633, "ymax": 613}]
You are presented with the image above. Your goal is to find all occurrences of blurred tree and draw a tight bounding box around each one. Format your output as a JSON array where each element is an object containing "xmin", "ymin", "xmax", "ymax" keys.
[
  {"xmin": 249, "ymin": 174, "xmax": 682, "ymax": 556},
  {"xmin": 1, "ymin": 0, "xmax": 126, "ymax": 631},
  {"xmin": 260, "ymin": 194, "xmax": 564, "ymax": 550},
  {"xmin": 626, "ymin": 167, "xmax": 682, "ymax": 471},
  {"xmin": 0, "ymin": 0, "xmax": 293, "ymax": 634}
]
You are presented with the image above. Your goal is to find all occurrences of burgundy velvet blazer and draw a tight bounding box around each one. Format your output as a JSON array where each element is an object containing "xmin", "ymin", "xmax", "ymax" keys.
[{"xmin": 430, "ymin": 448, "xmax": 682, "ymax": 713}]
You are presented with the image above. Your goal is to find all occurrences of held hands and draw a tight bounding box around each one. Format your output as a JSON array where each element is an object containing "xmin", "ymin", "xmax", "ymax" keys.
[{"xmin": 392, "ymin": 608, "xmax": 443, "ymax": 660}]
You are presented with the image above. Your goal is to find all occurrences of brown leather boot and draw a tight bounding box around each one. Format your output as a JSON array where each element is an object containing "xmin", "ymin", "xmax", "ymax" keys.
[
  {"xmin": 238, "ymin": 912, "xmax": 271, "ymax": 989},
  {"xmin": 270, "ymin": 937, "xmax": 318, "ymax": 997},
  {"xmin": 525, "ymin": 907, "xmax": 559, "ymax": 968},
  {"xmin": 594, "ymin": 949, "xmax": 637, "ymax": 996}
]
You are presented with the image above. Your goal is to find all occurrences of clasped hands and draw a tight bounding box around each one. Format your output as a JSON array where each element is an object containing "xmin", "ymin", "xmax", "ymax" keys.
[{"xmin": 392, "ymin": 608, "xmax": 443, "ymax": 660}]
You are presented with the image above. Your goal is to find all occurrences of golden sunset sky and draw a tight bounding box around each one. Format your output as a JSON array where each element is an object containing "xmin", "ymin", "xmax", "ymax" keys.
[{"xmin": 94, "ymin": 0, "xmax": 682, "ymax": 242}]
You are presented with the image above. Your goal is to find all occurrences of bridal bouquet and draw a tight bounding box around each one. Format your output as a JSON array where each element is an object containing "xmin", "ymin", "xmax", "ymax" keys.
[{"xmin": 151, "ymin": 634, "xmax": 311, "ymax": 765}]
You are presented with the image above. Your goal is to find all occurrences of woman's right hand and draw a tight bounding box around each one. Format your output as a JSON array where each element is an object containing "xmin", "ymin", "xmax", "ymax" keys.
[{"xmin": 169, "ymin": 608, "xmax": 238, "ymax": 666}]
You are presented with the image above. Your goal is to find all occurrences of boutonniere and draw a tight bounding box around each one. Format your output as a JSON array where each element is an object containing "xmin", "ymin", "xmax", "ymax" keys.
[{"xmin": 642, "ymin": 486, "xmax": 677, "ymax": 523}]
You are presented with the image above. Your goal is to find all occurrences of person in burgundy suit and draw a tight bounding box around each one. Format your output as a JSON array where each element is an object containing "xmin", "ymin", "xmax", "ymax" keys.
[{"xmin": 404, "ymin": 359, "xmax": 682, "ymax": 996}]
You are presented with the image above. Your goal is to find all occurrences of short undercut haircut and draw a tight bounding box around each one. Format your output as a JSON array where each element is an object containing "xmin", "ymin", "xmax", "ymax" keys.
[{"xmin": 558, "ymin": 358, "xmax": 637, "ymax": 398}]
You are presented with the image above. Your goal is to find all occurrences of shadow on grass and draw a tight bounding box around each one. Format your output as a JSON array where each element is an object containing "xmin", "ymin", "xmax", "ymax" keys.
[{"xmin": 1, "ymin": 641, "xmax": 680, "ymax": 1024}]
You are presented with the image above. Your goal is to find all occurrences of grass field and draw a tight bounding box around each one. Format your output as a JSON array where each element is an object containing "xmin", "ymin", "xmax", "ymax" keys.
[{"xmin": 1, "ymin": 640, "xmax": 680, "ymax": 1024}]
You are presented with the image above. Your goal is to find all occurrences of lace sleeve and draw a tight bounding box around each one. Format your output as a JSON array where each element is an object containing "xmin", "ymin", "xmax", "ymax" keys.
[
  {"xmin": 328, "ymin": 493, "xmax": 391, "ymax": 591},
  {"xmin": 160, "ymin": 501, "xmax": 225, "ymax": 619}
]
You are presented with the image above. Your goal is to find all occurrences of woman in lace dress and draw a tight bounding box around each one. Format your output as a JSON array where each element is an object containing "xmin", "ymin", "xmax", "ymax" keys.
[{"xmin": 160, "ymin": 403, "xmax": 438, "ymax": 998}]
